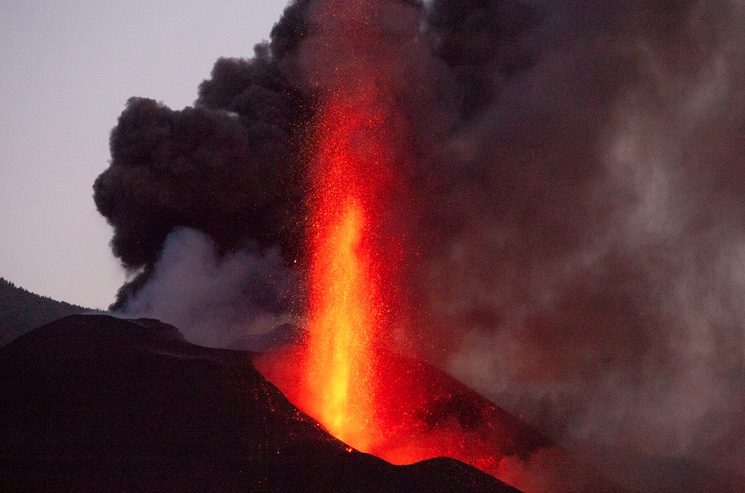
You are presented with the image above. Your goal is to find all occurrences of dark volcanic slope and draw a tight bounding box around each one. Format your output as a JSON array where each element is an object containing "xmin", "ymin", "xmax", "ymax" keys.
[
  {"xmin": 0, "ymin": 277, "xmax": 91, "ymax": 346},
  {"xmin": 0, "ymin": 315, "xmax": 519, "ymax": 492}
]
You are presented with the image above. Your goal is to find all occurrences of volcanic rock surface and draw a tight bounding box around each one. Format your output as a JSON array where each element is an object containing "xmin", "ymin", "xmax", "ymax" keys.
[{"xmin": 0, "ymin": 315, "xmax": 518, "ymax": 492}]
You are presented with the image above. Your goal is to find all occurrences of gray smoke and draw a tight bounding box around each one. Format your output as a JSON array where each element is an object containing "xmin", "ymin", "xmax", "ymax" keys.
[
  {"xmin": 414, "ymin": 0, "xmax": 745, "ymax": 489},
  {"xmin": 118, "ymin": 228, "xmax": 299, "ymax": 349}
]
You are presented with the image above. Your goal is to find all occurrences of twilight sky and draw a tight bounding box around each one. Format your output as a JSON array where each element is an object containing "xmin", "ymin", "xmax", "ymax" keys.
[{"xmin": 0, "ymin": 0, "xmax": 288, "ymax": 308}]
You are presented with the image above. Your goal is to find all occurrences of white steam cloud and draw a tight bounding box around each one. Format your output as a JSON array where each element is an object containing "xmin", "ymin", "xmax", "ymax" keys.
[{"xmin": 118, "ymin": 227, "xmax": 300, "ymax": 349}]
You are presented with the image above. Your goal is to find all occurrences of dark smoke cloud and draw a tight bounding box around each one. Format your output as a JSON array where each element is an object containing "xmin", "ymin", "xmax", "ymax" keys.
[
  {"xmin": 93, "ymin": 2, "xmax": 314, "ymax": 308},
  {"xmin": 412, "ymin": 0, "xmax": 745, "ymax": 489},
  {"xmin": 426, "ymin": 0, "xmax": 539, "ymax": 118},
  {"xmin": 94, "ymin": 0, "xmax": 745, "ymax": 490}
]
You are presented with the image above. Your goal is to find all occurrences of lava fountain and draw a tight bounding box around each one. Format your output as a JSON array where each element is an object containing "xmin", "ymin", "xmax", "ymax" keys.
[
  {"xmin": 256, "ymin": 0, "xmax": 553, "ymax": 489},
  {"xmin": 282, "ymin": 0, "xmax": 411, "ymax": 453},
  {"xmin": 300, "ymin": 87, "xmax": 393, "ymax": 450}
]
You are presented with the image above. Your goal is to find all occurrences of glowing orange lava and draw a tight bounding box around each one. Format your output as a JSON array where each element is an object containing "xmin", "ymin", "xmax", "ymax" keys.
[
  {"xmin": 253, "ymin": 64, "xmax": 550, "ymax": 492},
  {"xmin": 298, "ymin": 87, "xmax": 392, "ymax": 451},
  {"xmin": 253, "ymin": 0, "xmax": 522, "ymax": 482},
  {"xmin": 304, "ymin": 199, "xmax": 376, "ymax": 447}
]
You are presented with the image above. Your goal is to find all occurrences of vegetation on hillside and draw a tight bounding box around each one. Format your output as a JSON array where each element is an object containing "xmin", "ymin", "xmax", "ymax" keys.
[{"xmin": 0, "ymin": 277, "xmax": 93, "ymax": 346}]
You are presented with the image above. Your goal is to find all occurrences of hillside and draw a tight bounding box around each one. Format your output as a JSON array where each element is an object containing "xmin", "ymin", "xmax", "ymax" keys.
[
  {"xmin": 0, "ymin": 277, "xmax": 92, "ymax": 346},
  {"xmin": 0, "ymin": 315, "xmax": 517, "ymax": 492}
]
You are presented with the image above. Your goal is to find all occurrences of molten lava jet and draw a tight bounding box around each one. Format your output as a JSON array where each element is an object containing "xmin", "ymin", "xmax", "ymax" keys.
[
  {"xmin": 255, "ymin": 61, "xmax": 543, "ymax": 489},
  {"xmin": 255, "ymin": 1, "xmax": 553, "ymax": 490},
  {"xmin": 301, "ymin": 91, "xmax": 390, "ymax": 449}
]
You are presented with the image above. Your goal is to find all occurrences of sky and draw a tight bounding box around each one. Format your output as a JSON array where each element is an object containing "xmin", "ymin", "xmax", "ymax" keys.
[{"xmin": 0, "ymin": 0, "xmax": 288, "ymax": 309}]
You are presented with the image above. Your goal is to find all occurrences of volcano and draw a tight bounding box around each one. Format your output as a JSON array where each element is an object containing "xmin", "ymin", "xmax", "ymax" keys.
[
  {"xmin": 256, "ymin": 337, "xmax": 621, "ymax": 492},
  {"xmin": 0, "ymin": 315, "xmax": 518, "ymax": 492}
]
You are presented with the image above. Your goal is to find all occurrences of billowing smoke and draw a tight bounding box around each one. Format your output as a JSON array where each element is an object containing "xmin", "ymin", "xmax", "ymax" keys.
[
  {"xmin": 94, "ymin": 0, "xmax": 745, "ymax": 490},
  {"xmin": 93, "ymin": 0, "xmax": 313, "ymax": 307},
  {"xmin": 118, "ymin": 227, "xmax": 299, "ymax": 349},
  {"xmin": 413, "ymin": 0, "xmax": 745, "ymax": 489}
]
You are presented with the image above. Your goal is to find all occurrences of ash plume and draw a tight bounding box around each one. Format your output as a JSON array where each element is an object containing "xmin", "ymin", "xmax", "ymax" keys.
[
  {"xmin": 93, "ymin": 1, "xmax": 314, "ymax": 308},
  {"xmin": 94, "ymin": 0, "xmax": 745, "ymax": 490},
  {"xmin": 414, "ymin": 0, "xmax": 745, "ymax": 489}
]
